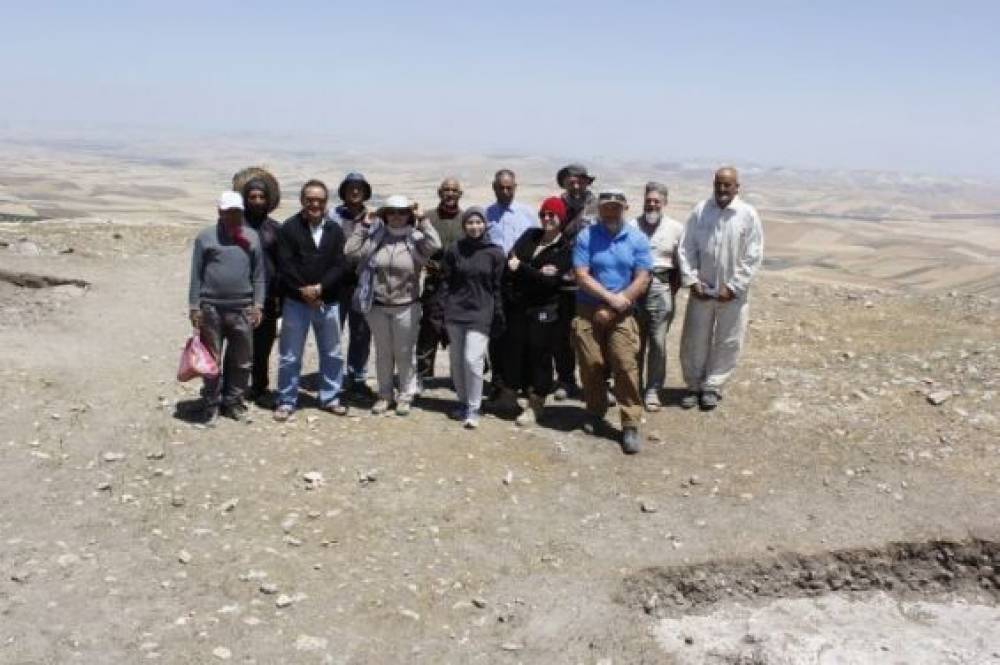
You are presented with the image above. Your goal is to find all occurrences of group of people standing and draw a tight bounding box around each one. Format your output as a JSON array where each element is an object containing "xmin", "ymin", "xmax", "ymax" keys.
[{"xmin": 187, "ymin": 163, "xmax": 764, "ymax": 454}]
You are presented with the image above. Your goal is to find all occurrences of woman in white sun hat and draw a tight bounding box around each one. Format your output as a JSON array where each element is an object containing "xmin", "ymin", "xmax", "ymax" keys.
[{"xmin": 346, "ymin": 195, "xmax": 441, "ymax": 415}]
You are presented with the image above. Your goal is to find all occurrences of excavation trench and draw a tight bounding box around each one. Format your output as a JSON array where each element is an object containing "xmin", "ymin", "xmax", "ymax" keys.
[{"xmin": 623, "ymin": 538, "xmax": 1000, "ymax": 616}]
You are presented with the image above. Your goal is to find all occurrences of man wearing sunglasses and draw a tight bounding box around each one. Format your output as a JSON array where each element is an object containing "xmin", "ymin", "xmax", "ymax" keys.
[
  {"xmin": 571, "ymin": 188, "xmax": 652, "ymax": 454},
  {"xmin": 677, "ymin": 167, "xmax": 764, "ymax": 411},
  {"xmin": 273, "ymin": 180, "xmax": 349, "ymax": 421}
]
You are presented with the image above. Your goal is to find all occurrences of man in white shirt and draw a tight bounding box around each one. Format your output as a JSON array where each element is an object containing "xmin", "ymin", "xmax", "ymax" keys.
[
  {"xmin": 677, "ymin": 167, "xmax": 764, "ymax": 411},
  {"xmin": 630, "ymin": 181, "xmax": 684, "ymax": 412}
]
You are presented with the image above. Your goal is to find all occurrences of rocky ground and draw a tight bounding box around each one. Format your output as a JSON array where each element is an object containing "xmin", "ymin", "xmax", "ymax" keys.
[{"xmin": 0, "ymin": 220, "xmax": 998, "ymax": 664}]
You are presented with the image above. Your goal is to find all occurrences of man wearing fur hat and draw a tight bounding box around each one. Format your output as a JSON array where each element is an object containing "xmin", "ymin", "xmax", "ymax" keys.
[
  {"xmin": 238, "ymin": 174, "xmax": 283, "ymax": 405},
  {"xmin": 327, "ymin": 172, "xmax": 376, "ymax": 399}
]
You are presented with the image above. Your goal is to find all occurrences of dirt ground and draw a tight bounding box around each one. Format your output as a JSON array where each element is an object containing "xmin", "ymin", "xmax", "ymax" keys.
[{"xmin": 1, "ymin": 220, "xmax": 998, "ymax": 664}]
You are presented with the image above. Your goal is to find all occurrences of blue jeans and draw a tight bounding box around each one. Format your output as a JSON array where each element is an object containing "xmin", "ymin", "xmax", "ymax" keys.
[
  {"xmin": 277, "ymin": 299, "xmax": 344, "ymax": 408},
  {"xmin": 339, "ymin": 289, "xmax": 371, "ymax": 381}
]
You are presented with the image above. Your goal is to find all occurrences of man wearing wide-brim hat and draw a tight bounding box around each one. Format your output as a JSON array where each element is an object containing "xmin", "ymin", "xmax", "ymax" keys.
[{"xmin": 570, "ymin": 188, "xmax": 652, "ymax": 455}]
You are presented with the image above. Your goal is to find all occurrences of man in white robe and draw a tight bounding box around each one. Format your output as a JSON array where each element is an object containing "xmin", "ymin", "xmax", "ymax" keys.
[{"xmin": 677, "ymin": 167, "xmax": 764, "ymax": 411}]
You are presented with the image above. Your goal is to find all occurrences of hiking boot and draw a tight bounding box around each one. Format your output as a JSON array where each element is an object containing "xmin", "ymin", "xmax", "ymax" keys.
[
  {"xmin": 348, "ymin": 378, "xmax": 376, "ymax": 400},
  {"xmin": 699, "ymin": 391, "xmax": 720, "ymax": 411},
  {"xmin": 273, "ymin": 405, "xmax": 294, "ymax": 422},
  {"xmin": 680, "ymin": 391, "xmax": 700, "ymax": 409},
  {"xmin": 202, "ymin": 405, "xmax": 220, "ymax": 427},
  {"xmin": 395, "ymin": 400, "xmax": 411, "ymax": 416},
  {"xmin": 621, "ymin": 427, "xmax": 641, "ymax": 455},
  {"xmin": 644, "ymin": 390, "xmax": 662, "ymax": 412},
  {"xmin": 371, "ymin": 399, "xmax": 390, "ymax": 415},
  {"xmin": 581, "ymin": 414, "xmax": 605, "ymax": 436},
  {"xmin": 224, "ymin": 403, "xmax": 251, "ymax": 423}
]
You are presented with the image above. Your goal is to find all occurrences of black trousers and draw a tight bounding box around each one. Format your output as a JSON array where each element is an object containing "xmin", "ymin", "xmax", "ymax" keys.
[
  {"xmin": 554, "ymin": 290, "xmax": 577, "ymax": 385},
  {"xmin": 502, "ymin": 307, "xmax": 558, "ymax": 397},
  {"xmin": 250, "ymin": 309, "xmax": 278, "ymax": 394},
  {"xmin": 416, "ymin": 289, "xmax": 447, "ymax": 380}
]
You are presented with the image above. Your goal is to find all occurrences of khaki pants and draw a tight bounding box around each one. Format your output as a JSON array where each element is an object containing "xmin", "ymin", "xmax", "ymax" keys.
[{"xmin": 571, "ymin": 304, "xmax": 643, "ymax": 428}]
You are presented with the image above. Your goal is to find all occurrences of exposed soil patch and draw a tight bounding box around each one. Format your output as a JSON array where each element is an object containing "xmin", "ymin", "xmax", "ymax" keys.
[
  {"xmin": 0, "ymin": 268, "xmax": 90, "ymax": 289},
  {"xmin": 624, "ymin": 538, "xmax": 1000, "ymax": 616}
]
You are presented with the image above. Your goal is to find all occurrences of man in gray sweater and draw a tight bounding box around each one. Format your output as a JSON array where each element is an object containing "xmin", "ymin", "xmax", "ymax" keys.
[{"xmin": 188, "ymin": 191, "xmax": 266, "ymax": 425}]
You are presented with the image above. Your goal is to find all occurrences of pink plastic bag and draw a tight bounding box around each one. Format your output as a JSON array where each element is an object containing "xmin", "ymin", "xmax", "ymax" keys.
[{"xmin": 176, "ymin": 333, "xmax": 219, "ymax": 382}]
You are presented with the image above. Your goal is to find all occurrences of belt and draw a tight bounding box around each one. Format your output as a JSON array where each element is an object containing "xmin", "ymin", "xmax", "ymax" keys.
[{"xmin": 374, "ymin": 299, "xmax": 417, "ymax": 307}]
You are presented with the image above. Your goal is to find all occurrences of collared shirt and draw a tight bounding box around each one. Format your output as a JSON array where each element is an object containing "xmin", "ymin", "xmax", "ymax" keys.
[
  {"xmin": 629, "ymin": 214, "xmax": 683, "ymax": 270},
  {"xmin": 572, "ymin": 221, "xmax": 653, "ymax": 305},
  {"xmin": 677, "ymin": 196, "xmax": 764, "ymax": 297},
  {"xmin": 485, "ymin": 201, "xmax": 537, "ymax": 255},
  {"xmin": 309, "ymin": 220, "xmax": 324, "ymax": 247}
]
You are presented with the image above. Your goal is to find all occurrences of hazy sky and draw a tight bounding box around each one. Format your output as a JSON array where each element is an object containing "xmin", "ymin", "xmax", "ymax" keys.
[{"xmin": 3, "ymin": 1, "xmax": 999, "ymax": 177}]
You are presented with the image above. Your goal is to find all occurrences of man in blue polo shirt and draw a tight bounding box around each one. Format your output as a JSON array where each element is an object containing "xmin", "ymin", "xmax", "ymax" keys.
[{"xmin": 572, "ymin": 188, "xmax": 652, "ymax": 454}]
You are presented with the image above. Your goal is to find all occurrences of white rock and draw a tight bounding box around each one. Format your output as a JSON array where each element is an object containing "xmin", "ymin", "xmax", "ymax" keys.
[
  {"xmin": 178, "ymin": 550, "xmax": 192, "ymax": 564},
  {"xmin": 211, "ymin": 646, "xmax": 232, "ymax": 660},
  {"xmin": 295, "ymin": 635, "xmax": 328, "ymax": 652},
  {"xmin": 102, "ymin": 451, "xmax": 126, "ymax": 463}
]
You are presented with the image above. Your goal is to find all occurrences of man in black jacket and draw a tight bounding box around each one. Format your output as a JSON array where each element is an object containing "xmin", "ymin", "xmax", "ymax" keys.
[
  {"xmin": 274, "ymin": 179, "xmax": 349, "ymax": 420},
  {"xmin": 241, "ymin": 177, "xmax": 282, "ymax": 405}
]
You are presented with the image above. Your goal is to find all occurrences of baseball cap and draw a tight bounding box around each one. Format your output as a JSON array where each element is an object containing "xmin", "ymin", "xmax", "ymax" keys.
[
  {"xmin": 597, "ymin": 188, "xmax": 627, "ymax": 206},
  {"xmin": 217, "ymin": 191, "xmax": 245, "ymax": 211}
]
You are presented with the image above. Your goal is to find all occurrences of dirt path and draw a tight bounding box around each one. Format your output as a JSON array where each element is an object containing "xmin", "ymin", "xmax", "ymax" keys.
[{"xmin": 1, "ymin": 222, "xmax": 998, "ymax": 663}]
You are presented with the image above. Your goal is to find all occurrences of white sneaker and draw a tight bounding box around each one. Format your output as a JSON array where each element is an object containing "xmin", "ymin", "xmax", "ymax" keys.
[
  {"xmin": 371, "ymin": 399, "xmax": 390, "ymax": 415},
  {"xmin": 644, "ymin": 390, "xmax": 661, "ymax": 412},
  {"xmin": 463, "ymin": 410, "xmax": 480, "ymax": 429}
]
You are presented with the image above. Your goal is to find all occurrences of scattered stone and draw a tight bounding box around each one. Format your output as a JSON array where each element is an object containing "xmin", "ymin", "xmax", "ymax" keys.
[
  {"xmin": 259, "ymin": 582, "xmax": 278, "ymax": 595},
  {"xmin": 295, "ymin": 635, "xmax": 328, "ymax": 652},
  {"xmin": 57, "ymin": 553, "xmax": 80, "ymax": 567},
  {"xmin": 220, "ymin": 498, "xmax": 239, "ymax": 513},
  {"xmin": 211, "ymin": 646, "xmax": 232, "ymax": 660},
  {"xmin": 146, "ymin": 450, "xmax": 165, "ymax": 460},
  {"xmin": 640, "ymin": 501, "xmax": 658, "ymax": 514},
  {"xmin": 102, "ymin": 451, "xmax": 126, "ymax": 463},
  {"xmin": 171, "ymin": 495, "xmax": 186, "ymax": 507},
  {"xmin": 644, "ymin": 593, "xmax": 660, "ymax": 614},
  {"xmin": 275, "ymin": 594, "xmax": 294, "ymax": 608},
  {"xmin": 96, "ymin": 482, "xmax": 112, "ymax": 491},
  {"xmin": 471, "ymin": 597, "xmax": 487, "ymax": 609},
  {"xmin": 178, "ymin": 550, "xmax": 192, "ymax": 564},
  {"xmin": 399, "ymin": 608, "xmax": 421, "ymax": 621},
  {"xmin": 303, "ymin": 471, "xmax": 324, "ymax": 488},
  {"xmin": 500, "ymin": 642, "xmax": 524, "ymax": 652},
  {"xmin": 927, "ymin": 390, "xmax": 952, "ymax": 406},
  {"xmin": 689, "ymin": 475, "xmax": 702, "ymax": 486},
  {"xmin": 503, "ymin": 470, "xmax": 514, "ymax": 485}
]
